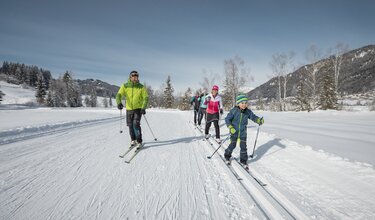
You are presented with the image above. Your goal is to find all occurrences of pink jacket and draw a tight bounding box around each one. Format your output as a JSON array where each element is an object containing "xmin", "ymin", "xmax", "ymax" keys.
[{"xmin": 204, "ymin": 94, "xmax": 223, "ymax": 114}]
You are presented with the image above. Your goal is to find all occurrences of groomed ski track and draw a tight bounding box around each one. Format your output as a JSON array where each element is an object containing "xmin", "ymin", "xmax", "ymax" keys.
[
  {"xmin": 1, "ymin": 109, "xmax": 375, "ymax": 219},
  {"xmin": 190, "ymin": 122, "xmax": 308, "ymax": 220},
  {"xmin": 1, "ymin": 110, "xmax": 269, "ymax": 219}
]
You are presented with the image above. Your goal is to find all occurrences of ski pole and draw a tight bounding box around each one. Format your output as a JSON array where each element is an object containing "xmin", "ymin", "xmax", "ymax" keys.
[
  {"xmin": 119, "ymin": 109, "xmax": 123, "ymax": 133},
  {"xmin": 207, "ymin": 135, "xmax": 231, "ymax": 159},
  {"xmin": 250, "ymin": 121, "xmax": 262, "ymax": 158},
  {"xmin": 144, "ymin": 115, "xmax": 158, "ymax": 141}
]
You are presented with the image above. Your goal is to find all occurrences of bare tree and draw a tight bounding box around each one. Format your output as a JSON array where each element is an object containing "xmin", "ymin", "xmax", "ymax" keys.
[
  {"xmin": 200, "ymin": 69, "xmax": 219, "ymax": 93},
  {"xmin": 328, "ymin": 43, "xmax": 349, "ymax": 95},
  {"xmin": 222, "ymin": 56, "xmax": 251, "ymax": 108},
  {"xmin": 304, "ymin": 44, "xmax": 322, "ymax": 109},
  {"xmin": 269, "ymin": 51, "xmax": 294, "ymax": 111}
]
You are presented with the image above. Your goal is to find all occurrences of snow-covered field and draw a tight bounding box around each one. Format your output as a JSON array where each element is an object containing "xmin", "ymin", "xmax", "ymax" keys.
[
  {"xmin": 1, "ymin": 107, "xmax": 375, "ymax": 219},
  {"xmin": 0, "ymin": 81, "xmax": 37, "ymax": 105}
]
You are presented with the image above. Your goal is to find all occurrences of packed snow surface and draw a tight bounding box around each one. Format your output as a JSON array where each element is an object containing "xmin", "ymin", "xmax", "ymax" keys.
[{"xmin": 1, "ymin": 108, "xmax": 375, "ymax": 219}]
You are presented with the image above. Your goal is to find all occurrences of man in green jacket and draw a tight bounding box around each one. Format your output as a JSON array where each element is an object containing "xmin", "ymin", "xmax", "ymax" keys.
[{"xmin": 116, "ymin": 70, "xmax": 149, "ymax": 147}]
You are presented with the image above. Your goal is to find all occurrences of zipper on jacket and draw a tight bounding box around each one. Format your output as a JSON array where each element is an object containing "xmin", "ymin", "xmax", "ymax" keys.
[
  {"xmin": 237, "ymin": 111, "xmax": 243, "ymax": 142},
  {"xmin": 131, "ymin": 84, "xmax": 134, "ymax": 109}
]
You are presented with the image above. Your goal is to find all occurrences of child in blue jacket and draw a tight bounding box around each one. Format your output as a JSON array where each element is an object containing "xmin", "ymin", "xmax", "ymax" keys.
[{"xmin": 224, "ymin": 94, "xmax": 264, "ymax": 167}]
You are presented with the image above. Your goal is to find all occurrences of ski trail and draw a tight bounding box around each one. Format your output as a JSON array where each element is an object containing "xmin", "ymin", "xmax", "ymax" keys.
[{"xmin": 0, "ymin": 111, "xmax": 265, "ymax": 219}]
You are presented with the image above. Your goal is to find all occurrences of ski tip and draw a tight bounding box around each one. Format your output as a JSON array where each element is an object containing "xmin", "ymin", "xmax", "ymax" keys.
[
  {"xmin": 119, "ymin": 155, "xmax": 124, "ymax": 158},
  {"xmin": 124, "ymin": 161, "xmax": 130, "ymax": 164},
  {"xmin": 207, "ymin": 156, "xmax": 212, "ymax": 159}
]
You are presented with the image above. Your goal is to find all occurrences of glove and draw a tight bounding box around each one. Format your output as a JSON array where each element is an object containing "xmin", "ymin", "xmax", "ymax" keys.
[
  {"xmin": 220, "ymin": 109, "xmax": 223, "ymax": 115},
  {"xmin": 117, "ymin": 103, "xmax": 124, "ymax": 110},
  {"xmin": 140, "ymin": 109, "xmax": 146, "ymax": 115},
  {"xmin": 256, "ymin": 117, "xmax": 264, "ymax": 125},
  {"xmin": 206, "ymin": 96, "xmax": 211, "ymax": 102},
  {"xmin": 228, "ymin": 125, "xmax": 236, "ymax": 134}
]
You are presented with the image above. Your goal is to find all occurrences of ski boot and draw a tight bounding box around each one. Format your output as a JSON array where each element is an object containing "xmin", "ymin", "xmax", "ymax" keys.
[
  {"xmin": 136, "ymin": 141, "xmax": 143, "ymax": 150},
  {"xmin": 241, "ymin": 161, "xmax": 249, "ymax": 170},
  {"xmin": 225, "ymin": 156, "xmax": 231, "ymax": 165},
  {"xmin": 130, "ymin": 140, "xmax": 137, "ymax": 148}
]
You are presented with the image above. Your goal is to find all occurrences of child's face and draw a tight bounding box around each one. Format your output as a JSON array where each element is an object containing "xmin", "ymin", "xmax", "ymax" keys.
[{"xmin": 238, "ymin": 101, "xmax": 248, "ymax": 109}]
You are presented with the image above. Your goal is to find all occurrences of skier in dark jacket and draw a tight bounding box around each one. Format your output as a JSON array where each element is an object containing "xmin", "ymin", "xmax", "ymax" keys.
[
  {"xmin": 190, "ymin": 92, "xmax": 201, "ymax": 125},
  {"xmin": 224, "ymin": 94, "xmax": 264, "ymax": 167}
]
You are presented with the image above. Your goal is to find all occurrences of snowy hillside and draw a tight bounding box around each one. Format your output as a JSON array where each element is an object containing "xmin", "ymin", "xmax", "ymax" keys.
[
  {"xmin": 0, "ymin": 81, "xmax": 37, "ymax": 105},
  {"xmin": 0, "ymin": 81, "xmax": 114, "ymax": 108},
  {"xmin": 1, "ymin": 108, "xmax": 375, "ymax": 219}
]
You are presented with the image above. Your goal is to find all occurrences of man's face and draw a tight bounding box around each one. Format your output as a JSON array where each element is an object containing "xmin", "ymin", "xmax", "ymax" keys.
[{"xmin": 130, "ymin": 73, "xmax": 138, "ymax": 83}]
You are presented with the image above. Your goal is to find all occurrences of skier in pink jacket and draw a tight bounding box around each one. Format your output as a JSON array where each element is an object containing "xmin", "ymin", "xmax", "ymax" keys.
[{"xmin": 204, "ymin": 85, "xmax": 224, "ymax": 143}]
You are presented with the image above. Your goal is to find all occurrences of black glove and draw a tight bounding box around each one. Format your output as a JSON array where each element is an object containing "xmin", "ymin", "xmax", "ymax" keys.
[
  {"xmin": 141, "ymin": 109, "xmax": 146, "ymax": 115},
  {"xmin": 220, "ymin": 109, "xmax": 223, "ymax": 115},
  {"xmin": 117, "ymin": 103, "xmax": 124, "ymax": 110}
]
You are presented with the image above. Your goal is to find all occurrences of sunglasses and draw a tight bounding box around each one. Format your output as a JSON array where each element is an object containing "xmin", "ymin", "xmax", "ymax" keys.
[{"xmin": 131, "ymin": 74, "xmax": 139, "ymax": 77}]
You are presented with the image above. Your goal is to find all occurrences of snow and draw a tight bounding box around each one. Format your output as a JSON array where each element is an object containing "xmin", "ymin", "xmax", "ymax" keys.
[
  {"xmin": 1, "ymin": 107, "xmax": 375, "ymax": 219},
  {"xmin": 0, "ymin": 81, "xmax": 36, "ymax": 105},
  {"xmin": 1, "ymin": 82, "xmax": 375, "ymax": 219}
]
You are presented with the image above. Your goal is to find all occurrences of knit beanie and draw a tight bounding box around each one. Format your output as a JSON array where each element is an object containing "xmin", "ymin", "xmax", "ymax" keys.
[{"xmin": 236, "ymin": 94, "xmax": 248, "ymax": 105}]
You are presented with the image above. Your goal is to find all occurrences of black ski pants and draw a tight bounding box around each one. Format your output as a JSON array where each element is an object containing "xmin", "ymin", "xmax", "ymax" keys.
[
  {"xmin": 126, "ymin": 109, "xmax": 143, "ymax": 143},
  {"xmin": 193, "ymin": 108, "xmax": 199, "ymax": 124}
]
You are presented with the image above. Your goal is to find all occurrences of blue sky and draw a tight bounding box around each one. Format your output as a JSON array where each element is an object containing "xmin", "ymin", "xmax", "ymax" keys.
[{"xmin": 0, "ymin": 0, "xmax": 374, "ymax": 93}]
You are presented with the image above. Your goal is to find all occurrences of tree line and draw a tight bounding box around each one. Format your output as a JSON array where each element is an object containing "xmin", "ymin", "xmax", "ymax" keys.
[
  {"xmin": 0, "ymin": 42, "xmax": 355, "ymax": 111},
  {"xmin": 266, "ymin": 43, "xmax": 350, "ymax": 111},
  {"xmin": 0, "ymin": 62, "xmax": 111, "ymax": 107}
]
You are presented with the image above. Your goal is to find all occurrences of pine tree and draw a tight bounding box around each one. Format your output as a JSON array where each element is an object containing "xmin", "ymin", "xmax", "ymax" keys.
[
  {"xmin": 45, "ymin": 80, "xmax": 54, "ymax": 107},
  {"xmin": 163, "ymin": 75, "xmax": 174, "ymax": 108},
  {"xmin": 319, "ymin": 73, "xmax": 338, "ymax": 110},
  {"xmin": 89, "ymin": 88, "xmax": 97, "ymax": 107},
  {"xmin": 52, "ymin": 80, "xmax": 67, "ymax": 107},
  {"xmin": 63, "ymin": 71, "xmax": 82, "ymax": 107},
  {"xmin": 35, "ymin": 74, "xmax": 46, "ymax": 104},
  {"xmin": 46, "ymin": 90, "xmax": 54, "ymax": 107},
  {"xmin": 180, "ymin": 87, "xmax": 192, "ymax": 110},
  {"xmin": 146, "ymin": 85, "xmax": 159, "ymax": 108},
  {"xmin": 296, "ymin": 80, "xmax": 311, "ymax": 111}
]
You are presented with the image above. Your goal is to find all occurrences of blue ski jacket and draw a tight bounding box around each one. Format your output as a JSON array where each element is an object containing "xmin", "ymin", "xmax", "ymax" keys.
[{"xmin": 225, "ymin": 106, "xmax": 260, "ymax": 139}]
